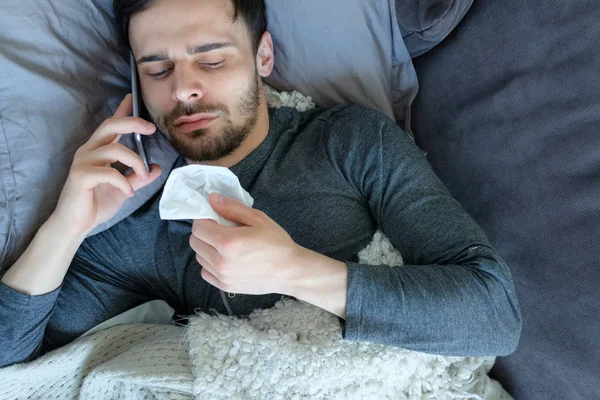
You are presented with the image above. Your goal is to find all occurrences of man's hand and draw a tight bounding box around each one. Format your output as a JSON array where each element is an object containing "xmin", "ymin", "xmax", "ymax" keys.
[
  {"xmin": 190, "ymin": 193, "xmax": 349, "ymax": 319},
  {"xmin": 189, "ymin": 193, "xmax": 302, "ymax": 296},
  {"xmin": 51, "ymin": 94, "xmax": 162, "ymax": 239},
  {"xmin": 1, "ymin": 94, "xmax": 163, "ymax": 296}
]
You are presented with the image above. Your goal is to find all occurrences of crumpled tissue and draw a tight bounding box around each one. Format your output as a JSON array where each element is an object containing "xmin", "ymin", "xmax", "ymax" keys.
[{"xmin": 159, "ymin": 165, "xmax": 254, "ymax": 226}]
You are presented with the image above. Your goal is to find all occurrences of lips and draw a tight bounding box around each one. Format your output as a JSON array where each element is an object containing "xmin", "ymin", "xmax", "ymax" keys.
[{"xmin": 174, "ymin": 114, "xmax": 220, "ymax": 133}]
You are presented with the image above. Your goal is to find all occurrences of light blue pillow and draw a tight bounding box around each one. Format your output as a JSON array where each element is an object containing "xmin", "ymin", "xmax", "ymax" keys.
[
  {"xmin": 0, "ymin": 0, "xmax": 129, "ymax": 272},
  {"xmin": 265, "ymin": 0, "xmax": 417, "ymax": 131}
]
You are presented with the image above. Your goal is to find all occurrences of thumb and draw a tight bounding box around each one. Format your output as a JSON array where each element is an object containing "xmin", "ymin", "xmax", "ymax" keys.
[{"xmin": 209, "ymin": 193, "xmax": 257, "ymax": 226}]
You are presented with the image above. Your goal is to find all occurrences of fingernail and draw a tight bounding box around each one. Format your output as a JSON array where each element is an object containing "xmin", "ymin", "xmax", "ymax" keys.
[{"xmin": 215, "ymin": 194, "xmax": 224, "ymax": 203}]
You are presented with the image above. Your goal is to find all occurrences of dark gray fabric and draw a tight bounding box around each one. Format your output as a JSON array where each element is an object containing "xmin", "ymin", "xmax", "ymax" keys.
[
  {"xmin": 0, "ymin": 105, "xmax": 521, "ymax": 367},
  {"xmin": 395, "ymin": 0, "xmax": 473, "ymax": 58},
  {"xmin": 411, "ymin": 0, "xmax": 600, "ymax": 398}
]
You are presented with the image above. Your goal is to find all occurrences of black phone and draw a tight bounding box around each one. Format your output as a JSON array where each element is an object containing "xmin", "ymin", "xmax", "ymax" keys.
[{"xmin": 130, "ymin": 52, "xmax": 151, "ymax": 172}]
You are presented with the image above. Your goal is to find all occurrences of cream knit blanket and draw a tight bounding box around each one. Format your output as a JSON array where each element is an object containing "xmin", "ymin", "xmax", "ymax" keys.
[
  {"xmin": 0, "ymin": 88, "xmax": 511, "ymax": 400},
  {"xmin": 0, "ymin": 232, "xmax": 510, "ymax": 400}
]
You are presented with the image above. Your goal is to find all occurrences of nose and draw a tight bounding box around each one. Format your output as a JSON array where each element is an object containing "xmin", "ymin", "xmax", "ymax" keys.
[{"xmin": 172, "ymin": 63, "xmax": 206, "ymax": 103}]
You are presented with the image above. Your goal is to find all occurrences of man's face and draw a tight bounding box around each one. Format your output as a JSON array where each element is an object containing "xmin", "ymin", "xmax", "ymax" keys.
[{"xmin": 129, "ymin": 0, "xmax": 268, "ymax": 162}]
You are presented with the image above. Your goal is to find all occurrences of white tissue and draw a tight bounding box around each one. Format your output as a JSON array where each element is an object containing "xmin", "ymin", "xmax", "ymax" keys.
[{"xmin": 159, "ymin": 165, "xmax": 254, "ymax": 226}]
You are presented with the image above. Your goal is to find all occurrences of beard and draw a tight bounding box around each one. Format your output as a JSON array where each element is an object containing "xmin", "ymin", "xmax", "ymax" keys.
[{"xmin": 150, "ymin": 71, "xmax": 261, "ymax": 163}]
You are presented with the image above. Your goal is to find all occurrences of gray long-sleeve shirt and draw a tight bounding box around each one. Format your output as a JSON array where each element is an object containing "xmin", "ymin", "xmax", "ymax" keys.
[{"xmin": 0, "ymin": 105, "xmax": 521, "ymax": 367}]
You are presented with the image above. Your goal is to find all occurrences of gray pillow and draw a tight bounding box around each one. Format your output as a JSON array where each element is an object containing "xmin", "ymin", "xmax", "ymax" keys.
[
  {"xmin": 264, "ymin": 0, "xmax": 417, "ymax": 131},
  {"xmin": 0, "ymin": 0, "xmax": 418, "ymax": 274},
  {"xmin": 395, "ymin": 0, "xmax": 474, "ymax": 58},
  {"xmin": 411, "ymin": 0, "xmax": 600, "ymax": 398},
  {"xmin": 0, "ymin": 0, "xmax": 129, "ymax": 272}
]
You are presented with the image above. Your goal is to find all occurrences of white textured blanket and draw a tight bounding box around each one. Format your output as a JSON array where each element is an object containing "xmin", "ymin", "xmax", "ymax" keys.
[
  {"xmin": 186, "ymin": 231, "xmax": 509, "ymax": 400},
  {"xmin": 0, "ymin": 232, "xmax": 510, "ymax": 400},
  {"xmin": 0, "ymin": 88, "xmax": 511, "ymax": 400}
]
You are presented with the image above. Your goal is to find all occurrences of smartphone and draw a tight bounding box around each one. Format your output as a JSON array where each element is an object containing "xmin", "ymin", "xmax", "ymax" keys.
[{"xmin": 130, "ymin": 52, "xmax": 151, "ymax": 172}]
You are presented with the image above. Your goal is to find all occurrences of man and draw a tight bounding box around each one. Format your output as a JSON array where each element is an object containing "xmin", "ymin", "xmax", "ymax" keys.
[{"xmin": 0, "ymin": 0, "xmax": 521, "ymax": 367}]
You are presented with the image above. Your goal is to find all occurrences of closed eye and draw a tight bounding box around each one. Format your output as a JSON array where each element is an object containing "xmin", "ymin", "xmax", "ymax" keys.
[
  {"xmin": 201, "ymin": 60, "xmax": 225, "ymax": 68},
  {"xmin": 148, "ymin": 68, "xmax": 171, "ymax": 78},
  {"xmin": 147, "ymin": 60, "xmax": 224, "ymax": 79}
]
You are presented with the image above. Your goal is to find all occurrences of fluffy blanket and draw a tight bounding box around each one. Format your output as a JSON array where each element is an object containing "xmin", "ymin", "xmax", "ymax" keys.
[
  {"xmin": 186, "ymin": 231, "xmax": 509, "ymax": 400},
  {"xmin": 0, "ymin": 88, "xmax": 511, "ymax": 399},
  {"xmin": 0, "ymin": 233, "xmax": 510, "ymax": 400}
]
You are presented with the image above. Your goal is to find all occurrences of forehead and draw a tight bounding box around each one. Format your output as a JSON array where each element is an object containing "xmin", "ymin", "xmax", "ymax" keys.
[{"xmin": 129, "ymin": 0, "xmax": 249, "ymax": 55}]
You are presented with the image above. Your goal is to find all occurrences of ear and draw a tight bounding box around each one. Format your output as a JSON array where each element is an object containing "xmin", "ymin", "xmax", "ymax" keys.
[{"xmin": 256, "ymin": 31, "xmax": 274, "ymax": 78}]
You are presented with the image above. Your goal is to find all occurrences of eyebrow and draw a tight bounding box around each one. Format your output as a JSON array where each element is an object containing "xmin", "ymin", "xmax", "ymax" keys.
[{"xmin": 136, "ymin": 42, "xmax": 235, "ymax": 64}]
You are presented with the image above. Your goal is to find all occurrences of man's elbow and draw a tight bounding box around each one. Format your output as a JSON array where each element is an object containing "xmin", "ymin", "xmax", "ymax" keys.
[
  {"xmin": 488, "ymin": 284, "xmax": 522, "ymax": 356},
  {"xmin": 0, "ymin": 338, "xmax": 44, "ymax": 368},
  {"xmin": 494, "ymin": 312, "xmax": 522, "ymax": 356},
  {"xmin": 470, "ymin": 254, "xmax": 522, "ymax": 356}
]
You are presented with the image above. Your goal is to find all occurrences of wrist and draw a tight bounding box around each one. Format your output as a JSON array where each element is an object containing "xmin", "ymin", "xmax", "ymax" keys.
[
  {"xmin": 286, "ymin": 246, "xmax": 349, "ymax": 318},
  {"xmin": 37, "ymin": 217, "xmax": 87, "ymax": 261},
  {"xmin": 0, "ymin": 216, "xmax": 86, "ymax": 295},
  {"xmin": 44, "ymin": 214, "xmax": 90, "ymax": 245},
  {"xmin": 285, "ymin": 246, "xmax": 314, "ymax": 298}
]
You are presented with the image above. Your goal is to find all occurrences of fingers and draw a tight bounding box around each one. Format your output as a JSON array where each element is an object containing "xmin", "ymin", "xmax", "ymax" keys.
[
  {"xmin": 113, "ymin": 93, "xmax": 133, "ymax": 118},
  {"xmin": 189, "ymin": 234, "xmax": 221, "ymax": 266},
  {"xmin": 195, "ymin": 253, "xmax": 217, "ymax": 275},
  {"xmin": 195, "ymin": 252, "xmax": 222, "ymax": 288},
  {"xmin": 81, "ymin": 94, "xmax": 156, "ymax": 152},
  {"xmin": 209, "ymin": 193, "xmax": 263, "ymax": 227},
  {"xmin": 97, "ymin": 117, "xmax": 155, "ymax": 138},
  {"xmin": 200, "ymin": 267, "xmax": 221, "ymax": 289},
  {"xmin": 126, "ymin": 163, "xmax": 163, "ymax": 192},
  {"xmin": 191, "ymin": 219, "xmax": 233, "ymax": 250},
  {"xmin": 71, "ymin": 165, "xmax": 134, "ymax": 198},
  {"xmin": 84, "ymin": 117, "xmax": 156, "ymax": 151},
  {"xmin": 76, "ymin": 143, "xmax": 150, "ymax": 180},
  {"xmin": 68, "ymin": 93, "xmax": 165, "ymax": 200}
]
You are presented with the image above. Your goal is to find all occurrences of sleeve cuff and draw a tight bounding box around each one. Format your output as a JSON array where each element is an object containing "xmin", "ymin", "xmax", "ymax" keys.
[
  {"xmin": 0, "ymin": 281, "xmax": 61, "ymax": 313},
  {"xmin": 342, "ymin": 262, "xmax": 364, "ymax": 341}
]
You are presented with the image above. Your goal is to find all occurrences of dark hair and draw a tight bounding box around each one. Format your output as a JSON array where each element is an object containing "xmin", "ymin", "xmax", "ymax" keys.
[{"xmin": 114, "ymin": 0, "xmax": 267, "ymax": 53}]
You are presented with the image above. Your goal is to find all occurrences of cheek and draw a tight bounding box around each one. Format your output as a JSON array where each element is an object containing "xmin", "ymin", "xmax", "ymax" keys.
[
  {"xmin": 211, "ymin": 74, "xmax": 227, "ymax": 93},
  {"xmin": 207, "ymin": 72, "xmax": 248, "ymax": 108},
  {"xmin": 142, "ymin": 83, "xmax": 172, "ymax": 117},
  {"xmin": 210, "ymin": 72, "xmax": 241, "ymax": 97},
  {"xmin": 215, "ymin": 69, "xmax": 254, "ymax": 97}
]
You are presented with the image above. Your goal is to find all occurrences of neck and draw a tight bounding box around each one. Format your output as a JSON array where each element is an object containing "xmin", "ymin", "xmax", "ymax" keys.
[{"xmin": 188, "ymin": 91, "xmax": 270, "ymax": 169}]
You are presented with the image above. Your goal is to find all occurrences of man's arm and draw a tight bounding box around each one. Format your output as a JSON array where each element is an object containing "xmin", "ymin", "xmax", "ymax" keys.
[
  {"xmin": 0, "ymin": 219, "xmax": 84, "ymax": 367},
  {"xmin": 190, "ymin": 106, "xmax": 521, "ymax": 357},
  {"xmin": 0, "ymin": 94, "xmax": 161, "ymax": 367},
  {"xmin": 285, "ymin": 247, "xmax": 348, "ymax": 319},
  {"xmin": 195, "ymin": 187, "xmax": 520, "ymax": 356},
  {"xmin": 287, "ymin": 241, "xmax": 519, "ymax": 356},
  {"xmin": 307, "ymin": 106, "xmax": 522, "ymax": 356},
  {"xmin": 1, "ymin": 218, "xmax": 86, "ymax": 295}
]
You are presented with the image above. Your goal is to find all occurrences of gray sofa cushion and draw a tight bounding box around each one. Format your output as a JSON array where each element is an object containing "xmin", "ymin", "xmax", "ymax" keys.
[
  {"xmin": 411, "ymin": 1, "xmax": 600, "ymax": 398},
  {"xmin": 396, "ymin": 0, "xmax": 473, "ymax": 58},
  {"xmin": 0, "ymin": 0, "xmax": 417, "ymax": 274}
]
